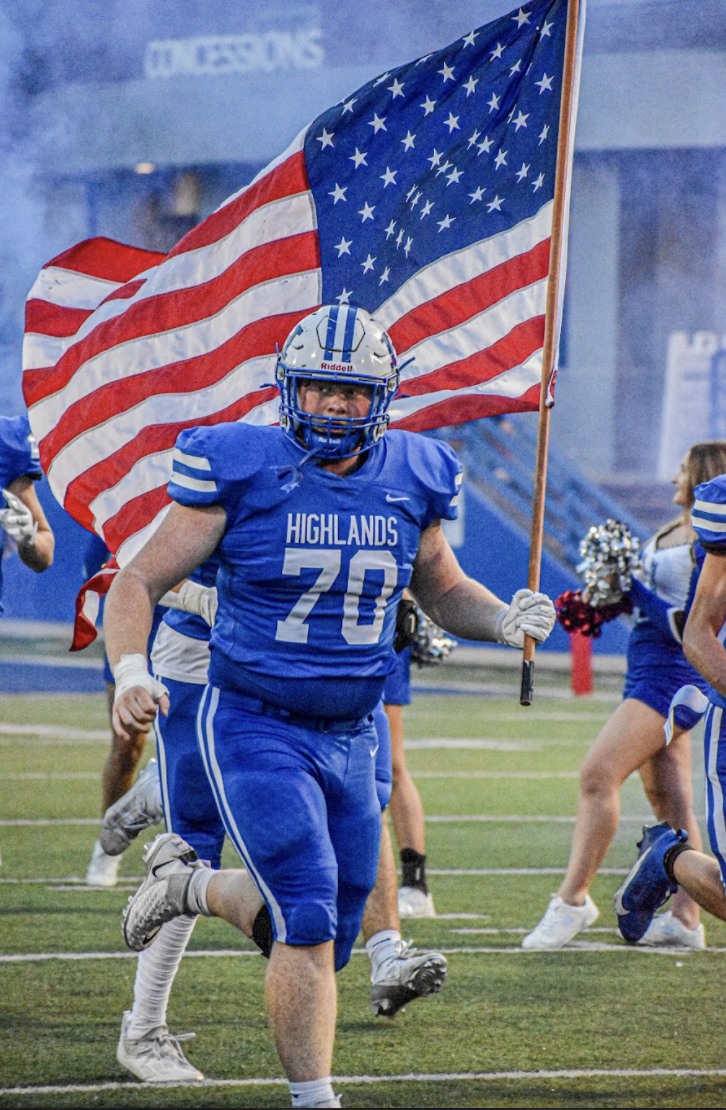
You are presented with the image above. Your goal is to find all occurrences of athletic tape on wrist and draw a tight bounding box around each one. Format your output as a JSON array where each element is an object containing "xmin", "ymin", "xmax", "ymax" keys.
[{"xmin": 112, "ymin": 653, "xmax": 168, "ymax": 703}]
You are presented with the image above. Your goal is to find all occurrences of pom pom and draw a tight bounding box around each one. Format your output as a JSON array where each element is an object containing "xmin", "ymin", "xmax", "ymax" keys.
[
  {"xmin": 555, "ymin": 590, "xmax": 633, "ymax": 639},
  {"xmin": 576, "ymin": 520, "xmax": 641, "ymax": 606}
]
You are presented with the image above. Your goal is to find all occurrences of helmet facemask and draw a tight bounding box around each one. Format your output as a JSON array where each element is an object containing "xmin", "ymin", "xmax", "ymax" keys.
[{"xmin": 276, "ymin": 306, "xmax": 399, "ymax": 460}]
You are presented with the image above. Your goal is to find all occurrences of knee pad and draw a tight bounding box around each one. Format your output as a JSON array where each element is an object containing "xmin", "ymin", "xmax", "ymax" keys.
[{"xmin": 285, "ymin": 900, "xmax": 336, "ymax": 947}]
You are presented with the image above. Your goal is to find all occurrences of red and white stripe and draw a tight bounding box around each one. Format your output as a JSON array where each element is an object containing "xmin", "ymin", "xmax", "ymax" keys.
[{"xmin": 24, "ymin": 124, "xmax": 553, "ymax": 569}]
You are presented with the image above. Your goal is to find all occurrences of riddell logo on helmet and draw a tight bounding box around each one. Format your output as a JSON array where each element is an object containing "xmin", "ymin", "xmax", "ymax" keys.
[{"xmin": 320, "ymin": 361, "xmax": 354, "ymax": 372}]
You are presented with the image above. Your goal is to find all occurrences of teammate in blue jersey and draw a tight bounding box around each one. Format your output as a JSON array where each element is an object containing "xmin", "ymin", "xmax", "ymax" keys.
[
  {"xmin": 104, "ymin": 305, "xmax": 556, "ymax": 1109},
  {"xmin": 0, "ymin": 413, "xmax": 54, "ymax": 615},
  {"xmin": 616, "ymin": 463, "xmax": 726, "ymax": 940},
  {"xmin": 524, "ymin": 441, "xmax": 726, "ymax": 952},
  {"xmin": 82, "ymin": 532, "xmax": 211, "ymax": 888}
]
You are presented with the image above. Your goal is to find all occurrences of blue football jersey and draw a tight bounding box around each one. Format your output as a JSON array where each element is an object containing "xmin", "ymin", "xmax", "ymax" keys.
[
  {"xmin": 0, "ymin": 414, "xmax": 44, "ymax": 617},
  {"xmin": 168, "ymin": 424, "xmax": 461, "ymax": 713},
  {"xmin": 690, "ymin": 476, "xmax": 726, "ymax": 706},
  {"xmin": 692, "ymin": 477, "xmax": 726, "ymax": 553}
]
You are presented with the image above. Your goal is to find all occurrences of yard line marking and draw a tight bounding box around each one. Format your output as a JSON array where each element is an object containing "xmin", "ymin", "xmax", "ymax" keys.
[
  {"xmin": 1, "ymin": 944, "xmax": 716, "ymax": 964},
  {"xmin": 424, "ymin": 814, "xmax": 650, "ymax": 823},
  {"xmin": 0, "ymin": 819, "xmax": 99, "ymax": 826},
  {"xmin": 0, "ymin": 737, "xmax": 108, "ymax": 747},
  {"xmin": 412, "ymin": 771, "xmax": 580, "ymax": 779},
  {"xmin": 5, "ymin": 1069, "xmax": 726, "ymax": 1096},
  {"xmin": 404, "ymin": 738, "xmax": 589, "ymax": 750},
  {"xmin": 3, "ymin": 772, "xmax": 98, "ymax": 780},
  {"xmin": 405, "ymin": 708, "xmax": 610, "ymax": 721},
  {"xmin": 428, "ymin": 867, "xmax": 630, "ymax": 876},
  {"xmin": 0, "ymin": 723, "xmax": 108, "ymax": 739},
  {"xmin": 0, "ymin": 814, "xmax": 653, "ymax": 827},
  {"xmin": 0, "ymin": 868, "xmax": 631, "ymax": 884},
  {"xmin": 451, "ymin": 926, "xmax": 619, "ymax": 935}
]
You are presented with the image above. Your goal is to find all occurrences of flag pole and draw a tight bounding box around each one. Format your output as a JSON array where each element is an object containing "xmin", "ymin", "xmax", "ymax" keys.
[{"xmin": 520, "ymin": 0, "xmax": 583, "ymax": 706}]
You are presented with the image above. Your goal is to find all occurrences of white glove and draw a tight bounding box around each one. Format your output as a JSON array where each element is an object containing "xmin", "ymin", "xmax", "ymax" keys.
[
  {"xmin": 494, "ymin": 588, "xmax": 557, "ymax": 648},
  {"xmin": 0, "ymin": 489, "xmax": 37, "ymax": 546},
  {"xmin": 160, "ymin": 580, "xmax": 218, "ymax": 627},
  {"xmin": 112, "ymin": 653, "xmax": 169, "ymax": 703}
]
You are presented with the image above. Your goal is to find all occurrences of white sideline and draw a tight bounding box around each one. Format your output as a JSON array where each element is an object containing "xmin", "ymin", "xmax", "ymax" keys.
[
  {"xmin": 4, "ymin": 1067, "xmax": 726, "ymax": 1096},
  {"xmin": 4, "ymin": 772, "xmax": 98, "ymax": 780},
  {"xmin": 0, "ymin": 867, "xmax": 631, "ymax": 883},
  {"xmin": 0, "ymin": 723, "xmax": 108, "ymax": 739},
  {"xmin": 0, "ymin": 943, "xmax": 718, "ymax": 964}
]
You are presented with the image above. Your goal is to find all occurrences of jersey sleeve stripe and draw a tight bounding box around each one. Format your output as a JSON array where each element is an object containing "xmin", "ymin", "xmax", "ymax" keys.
[
  {"xmin": 172, "ymin": 448, "xmax": 212, "ymax": 471},
  {"xmin": 693, "ymin": 499, "xmax": 726, "ymax": 518},
  {"xmin": 170, "ymin": 472, "xmax": 218, "ymax": 494},
  {"xmin": 692, "ymin": 517, "xmax": 726, "ymax": 536}
]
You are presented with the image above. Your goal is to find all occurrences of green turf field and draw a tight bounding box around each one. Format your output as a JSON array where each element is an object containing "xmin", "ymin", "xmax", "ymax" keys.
[{"xmin": 2, "ymin": 684, "xmax": 725, "ymax": 1109}]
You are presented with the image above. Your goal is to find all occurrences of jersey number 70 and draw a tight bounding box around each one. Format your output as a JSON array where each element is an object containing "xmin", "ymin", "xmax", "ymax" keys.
[{"xmin": 275, "ymin": 548, "xmax": 398, "ymax": 646}]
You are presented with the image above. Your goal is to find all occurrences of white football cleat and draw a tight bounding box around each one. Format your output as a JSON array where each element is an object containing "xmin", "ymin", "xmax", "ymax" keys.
[
  {"xmin": 398, "ymin": 886, "xmax": 436, "ymax": 919},
  {"xmin": 122, "ymin": 832, "xmax": 208, "ymax": 951},
  {"xmin": 521, "ymin": 895, "xmax": 599, "ymax": 950},
  {"xmin": 85, "ymin": 839, "xmax": 122, "ymax": 887},
  {"xmin": 100, "ymin": 760, "xmax": 164, "ymax": 857},
  {"xmin": 637, "ymin": 910, "xmax": 705, "ymax": 949},
  {"xmin": 370, "ymin": 940, "xmax": 448, "ymax": 1018},
  {"xmin": 117, "ymin": 1010, "xmax": 204, "ymax": 1083}
]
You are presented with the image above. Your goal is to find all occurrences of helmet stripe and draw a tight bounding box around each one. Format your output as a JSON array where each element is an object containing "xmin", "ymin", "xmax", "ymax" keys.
[
  {"xmin": 341, "ymin": 305, "xmax": 358, "ymax": 364},
  {"xmin": 323, "ymin": 305, "xmax": 339, "ymax": 361}
]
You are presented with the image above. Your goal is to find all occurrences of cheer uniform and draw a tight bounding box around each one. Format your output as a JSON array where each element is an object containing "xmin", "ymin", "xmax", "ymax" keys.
[
  {"xmin": 167, "ymin": 423, "xmax": 460, "ymax": 968},
  {"xmin": 688, "ymin": 477, "xmax": 726, "ymax": 885},
  {"xmin": 0, "ymin": 414, "xmax": 43, "ymax": 619},
  {"xmin": 622, "ymin": 527, "xmax": 707, "ymax": 731}
]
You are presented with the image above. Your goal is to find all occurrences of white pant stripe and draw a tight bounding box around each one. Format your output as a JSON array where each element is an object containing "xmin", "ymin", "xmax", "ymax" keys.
[
  {"xmin": 197, "ymin": 686, "xmax": 287, "ymax": 942},
  {"xmin": 706, "ymin": 706, "xmax": 726, "ymax": 866},
  {"xmin": 152, "ymin": 676, "xmax": 171, "ymax": 830}
]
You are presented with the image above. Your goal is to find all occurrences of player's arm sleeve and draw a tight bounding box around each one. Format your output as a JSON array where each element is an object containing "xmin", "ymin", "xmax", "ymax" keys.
[
  {"xmin": 167, "ymin": 428, "xmax": 224, "ymax": 508},
  {"xmin": 4, "ymin": 415, "xmax": 43, "ymax": 485},
  {"xmin": 418, "ymin": 439, "xmax": 463, "ymax": 528},
  {"xmin": 691, "ymin": 479, "xmax": 726, "ymax": 553}
]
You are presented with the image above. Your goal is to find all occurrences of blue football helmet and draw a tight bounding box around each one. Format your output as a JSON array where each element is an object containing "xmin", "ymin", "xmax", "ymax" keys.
[{"xmin": 276, "ymin": 305, "xmax": 399, "ymax": 459}]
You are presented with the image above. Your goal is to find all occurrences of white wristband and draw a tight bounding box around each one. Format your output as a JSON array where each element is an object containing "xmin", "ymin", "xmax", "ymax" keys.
[{"xmin": 112, "ymin": 653, "xmax": 169, "ymax": 703}]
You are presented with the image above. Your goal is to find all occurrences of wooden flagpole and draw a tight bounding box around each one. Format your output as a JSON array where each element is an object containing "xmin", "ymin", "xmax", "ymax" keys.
[{"xmin": 520, "ymin": 0, "xmax": 583, "ymax": 706}]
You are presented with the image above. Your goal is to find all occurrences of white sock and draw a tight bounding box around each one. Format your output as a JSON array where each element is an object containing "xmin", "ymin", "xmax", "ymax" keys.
[
  {"xmin": 126, "ymin": 914, "xmax": 197, "ymax": 1039},
  {"xmin": 365, "ymin": 929, "xmax": 401, "ymax": 977},
  {"xmin": 185, "ymin": 866, "xmax": 214, "ymax": 916},
  {"xmin": 289, "ymin": 1077, "xmax": 336, "ymax": 1107}
]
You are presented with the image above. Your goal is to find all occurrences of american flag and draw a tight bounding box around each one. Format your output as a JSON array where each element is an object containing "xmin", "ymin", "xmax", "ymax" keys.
[{"xmin": 23, "ymin": 0, "xmax": 582, "ymax": 582}]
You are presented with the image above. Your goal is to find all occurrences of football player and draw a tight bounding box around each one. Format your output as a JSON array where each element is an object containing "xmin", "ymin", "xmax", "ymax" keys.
[
  {"xmin": 0, "ymin": 413, "xmax": 54, "ymax": 611},
  {"xmin": 107, "ymin": 580, "xmax": 448, "ymax": 1082},
  {"xmin": 106, "ymin": 305, "xmax": 556, "ymax": 1108}
]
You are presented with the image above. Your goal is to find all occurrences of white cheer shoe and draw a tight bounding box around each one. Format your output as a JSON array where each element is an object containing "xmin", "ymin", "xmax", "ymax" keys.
[
  {"xmin": 398, "ymin": 886, "xmax": 436, "ymax": 919},
  {"xmin": 521, "ymin": 895, "xmax": 599, "ymax": 950},
  {"xmin": 85, "ymin": 839, "xmax": 122, "ymax": 887},
  {"xmin": 117, "ymin": 1010, "xmax": 204, "ymax": 1083},
  {"xmin": 637, "ymin": 910, "xmax": 705, "ymax": 949}
]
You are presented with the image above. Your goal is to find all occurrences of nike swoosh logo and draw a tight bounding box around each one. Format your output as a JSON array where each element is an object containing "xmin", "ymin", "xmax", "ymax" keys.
[
  {"xmin": 386, "ymin": 494, "xmax": 410, "ymax": 502},
  {"xmin": 370, "ymin": 744, "xmax": 379, "ymax": 758}
]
